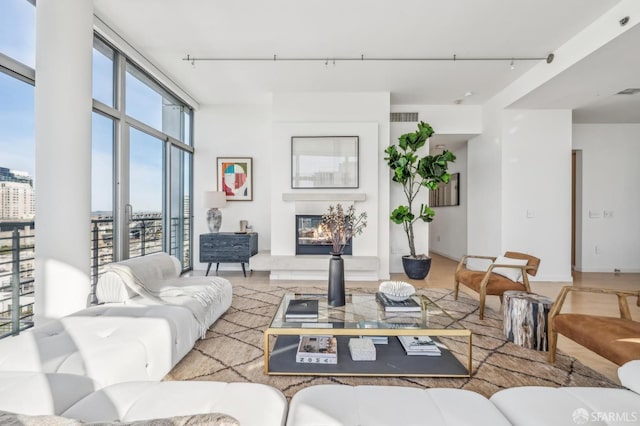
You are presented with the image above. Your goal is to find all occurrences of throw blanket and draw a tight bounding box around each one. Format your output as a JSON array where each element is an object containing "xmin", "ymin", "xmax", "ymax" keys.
[{"xmin": 102, "ymin": 262, "xmax": 227, "ymax": 338}]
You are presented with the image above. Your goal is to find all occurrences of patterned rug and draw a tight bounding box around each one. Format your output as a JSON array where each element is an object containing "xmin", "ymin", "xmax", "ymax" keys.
[{"xmin": 165, "ymin": 285, "xmax": 618, "ymax": 399}]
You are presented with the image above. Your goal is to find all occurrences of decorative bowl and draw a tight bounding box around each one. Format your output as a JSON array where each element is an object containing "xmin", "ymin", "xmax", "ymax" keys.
[{"xmin": 379, "ymin": 281, "xmax": 415, "ymax": 301}]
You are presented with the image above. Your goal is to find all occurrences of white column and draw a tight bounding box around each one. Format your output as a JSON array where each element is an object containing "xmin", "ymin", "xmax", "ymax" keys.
[{"xmin": 35, "ymin": 0, "xmax": 93, "ymax": 321}]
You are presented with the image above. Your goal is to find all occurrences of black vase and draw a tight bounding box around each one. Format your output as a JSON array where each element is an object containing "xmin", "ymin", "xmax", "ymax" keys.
[
  {"xmin": 328, "ymin": 252, "xmax": 345, "ymax": 307},
  {"xmin": 402, "ymin": 255, "xmax": 432, "ymax": 280}
]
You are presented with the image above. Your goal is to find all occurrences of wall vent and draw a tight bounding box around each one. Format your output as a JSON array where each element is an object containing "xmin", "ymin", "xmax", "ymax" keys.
[
  {"xmin": 390, "ymin": 112, "xmax": 419, "ymax": 122},
  {"xmin": 616, "ymin": 88, "xmax": 640, "ymax": 95}
]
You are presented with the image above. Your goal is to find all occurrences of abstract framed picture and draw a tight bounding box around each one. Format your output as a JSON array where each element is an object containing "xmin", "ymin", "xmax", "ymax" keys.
[
  {"xmin": 217, "ymin": 157, "xmax": 253, "ymax": 201},
  {"xmin": 291, "ymin": 136, "xmax": 359, "ymax": 189}
]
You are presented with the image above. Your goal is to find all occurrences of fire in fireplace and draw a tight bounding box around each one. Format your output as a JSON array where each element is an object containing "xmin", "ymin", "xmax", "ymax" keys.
[{"xmin": 295, "ymin": 215, "xmax": 352, "ymax": 255}]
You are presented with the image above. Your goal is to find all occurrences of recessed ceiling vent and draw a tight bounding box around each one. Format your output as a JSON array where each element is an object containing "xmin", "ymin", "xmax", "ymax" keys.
[
  {"xmin": 616, "ymin": 88, "xmax": 640, "ymax": 95},
  {"xmin": 390, "ymin": 112, "xmax": 419, "ymax": 122}
]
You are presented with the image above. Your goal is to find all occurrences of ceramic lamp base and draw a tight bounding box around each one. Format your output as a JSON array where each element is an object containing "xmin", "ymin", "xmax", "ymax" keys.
[{"xmin": 207, "ymin": 208, "xmax": 222, "ymax": 233}]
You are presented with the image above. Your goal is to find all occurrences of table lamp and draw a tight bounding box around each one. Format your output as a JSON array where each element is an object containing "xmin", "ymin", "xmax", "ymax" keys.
[{"xmin": 203, "ymin": 191, "xmax": 227, "ymax": 233}]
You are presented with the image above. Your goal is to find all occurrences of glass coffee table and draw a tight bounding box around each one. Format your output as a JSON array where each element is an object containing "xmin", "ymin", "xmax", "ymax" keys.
[{"xmin": 264, "ymin": 292, "xmax": 472, "ymax": 377}]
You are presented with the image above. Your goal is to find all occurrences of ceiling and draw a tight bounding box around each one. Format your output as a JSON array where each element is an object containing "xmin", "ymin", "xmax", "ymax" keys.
[{"xmin": 92, "ymin": 0, "xmax": 638, "ymax": 124}]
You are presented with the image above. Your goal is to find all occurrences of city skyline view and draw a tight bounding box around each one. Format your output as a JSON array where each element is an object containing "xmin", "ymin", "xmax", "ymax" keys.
[{"xmin": 1, "ymin": 0, "xmax": 183, "ymax": 216}]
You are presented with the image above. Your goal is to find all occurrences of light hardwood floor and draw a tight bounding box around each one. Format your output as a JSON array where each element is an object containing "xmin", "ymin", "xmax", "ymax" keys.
[{"xmin": 205, "ymin": 254, "xmax": 640, "ymax": 384}]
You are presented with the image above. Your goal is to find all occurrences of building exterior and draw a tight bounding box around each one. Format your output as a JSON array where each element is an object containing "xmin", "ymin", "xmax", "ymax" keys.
[{"xmin": 0, "ymin": 168, "xmax": 35, "ymax": 220}]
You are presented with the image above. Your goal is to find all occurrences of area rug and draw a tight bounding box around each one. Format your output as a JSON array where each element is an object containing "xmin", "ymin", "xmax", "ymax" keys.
[{"xmin": 165, "ymin": 285, "xmax": 618, "ymax": 398}]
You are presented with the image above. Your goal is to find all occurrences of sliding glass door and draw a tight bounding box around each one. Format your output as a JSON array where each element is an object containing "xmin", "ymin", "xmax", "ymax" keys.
[{"xmin": 127, "ymin": 127, "xmax": 165, "ymax": 259}]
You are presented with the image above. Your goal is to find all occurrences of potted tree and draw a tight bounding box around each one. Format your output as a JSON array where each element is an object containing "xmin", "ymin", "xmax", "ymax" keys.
[{"xmin": 384, "ymin": 121, "xmax": 456, "ymax": 279}]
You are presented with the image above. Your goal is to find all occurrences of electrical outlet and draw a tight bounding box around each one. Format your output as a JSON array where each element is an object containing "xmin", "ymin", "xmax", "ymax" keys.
[
  {"xmin": 437, "ymin": 235, "xmax": 441, "ymax": 242},
  {"xmin": 595, "ymin": 245, "xmax": 600, "ymax": 254},
  {"xmin": 603, "ymin": 210, "xmax": 614, "ymax": 218},
  {"xmin": 589, "ymin": 210, "xmax": 602, "ymax": 219}
]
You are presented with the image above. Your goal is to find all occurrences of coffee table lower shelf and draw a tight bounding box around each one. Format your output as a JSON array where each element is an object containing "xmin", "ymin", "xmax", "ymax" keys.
[{"xmin": 267, "ymin": 335, "xmax": 469, "ymax": 377}]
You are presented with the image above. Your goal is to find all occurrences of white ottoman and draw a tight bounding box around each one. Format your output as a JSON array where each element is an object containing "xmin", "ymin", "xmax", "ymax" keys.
[
  {"xmin": 287, "ymin": 385, "xmax": 511, "ymax": 426},
  {"xmin": 63, "ymin": 381, "xmax": 287, "ymax": 426}
]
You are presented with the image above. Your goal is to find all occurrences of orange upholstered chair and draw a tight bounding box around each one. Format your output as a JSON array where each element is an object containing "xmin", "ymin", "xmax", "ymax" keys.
[
  {"xmin": 454, "ymin": 251, "xmax": 541, "ymax": 320},
  {"xmin": 548, "ymin": 286, "xmax": 640, "ymax": 365}
]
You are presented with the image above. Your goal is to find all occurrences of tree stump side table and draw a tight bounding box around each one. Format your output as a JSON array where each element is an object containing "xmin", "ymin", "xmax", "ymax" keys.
[{"xmin": 503, "ymin": 290, "xmax": 553, "ymax": 351}]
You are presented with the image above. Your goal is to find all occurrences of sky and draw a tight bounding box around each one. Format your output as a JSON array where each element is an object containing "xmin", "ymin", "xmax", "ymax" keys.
[
  {"xmin": 1, "ymin": 0, "xmax": 185, "ymax": 214},
  {"xmin": 0, "ymin": 0, "xmax": 35, "ymax": 178}
]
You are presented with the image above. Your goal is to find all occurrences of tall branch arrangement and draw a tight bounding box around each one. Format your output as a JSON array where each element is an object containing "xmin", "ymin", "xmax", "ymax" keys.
[
  {"xmin": 321, "ymin": 204, "xmax": 368, "ymax": 254},
  {"xmin": 384, "ymin": 121, "xmax": 455, "ymax": 258}
]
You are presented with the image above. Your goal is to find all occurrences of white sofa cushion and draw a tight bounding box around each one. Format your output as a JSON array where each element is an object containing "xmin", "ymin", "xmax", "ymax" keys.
[
  {"xmin": 490, "ymin": 386, "xmax": 640, "ymax": 426},
  {"xmin": 63, "ymin": 381, "xmax": 287, "ymax": 426},
  {"xmin": 96, "ymin": 253, "xmax": 180, "ymax": 303},
  {"xmin": 0, "ymin": 303, "xmax": 209, "ymax": 387},
  {"xmin": 619, "ymin": 360, "xmax": 640, "ymax": 394},
  {"xmin": 287, "ymin": 385, "xmax": 510, "ymax": 426},
  {"xmin": 0, "ymin": 372, "xmax": 98, "ymax": 416},
  {"xmin": 96, "ymin": 253, "xmax": 232, "ymax": 338}
]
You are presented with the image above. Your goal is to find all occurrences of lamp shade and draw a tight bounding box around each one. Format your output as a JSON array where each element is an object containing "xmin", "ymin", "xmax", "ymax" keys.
[{"xmin": 203, "ymin": 191, "xmax": 227, "ymax": 208}]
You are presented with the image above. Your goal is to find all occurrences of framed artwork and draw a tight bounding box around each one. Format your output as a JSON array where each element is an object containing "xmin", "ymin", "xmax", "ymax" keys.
[
  {"xmin": 291, "ymin": 136, "xmax": 359, "ymax": 189},
  {"xmin": 217, "ymin": 157, "xmax": 253, "ymax": 201},
  {"xmin": 429, "ymin": 172, "xmax": 460, "ymax": 207}
]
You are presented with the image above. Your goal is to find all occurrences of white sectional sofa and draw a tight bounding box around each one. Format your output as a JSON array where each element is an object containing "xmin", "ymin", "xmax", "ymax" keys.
[
  {"xmin": 0, "ymin": 252, "xmax": 637, "ymax": 425},
  {"xmin": 0, "ymin": 253, "xmax": 289, "ymax": 425},
  {"xmin": 0, "ymin": 252, "xmax": 232, "ymax": 386},
  {"xmin": 286, "ymin": 364, "xmax": 640, "ymax": 425}
]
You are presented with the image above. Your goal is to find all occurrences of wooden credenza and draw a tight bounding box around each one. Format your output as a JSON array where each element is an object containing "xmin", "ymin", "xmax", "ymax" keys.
[{"xmin": 200, "ymin": 232, "xmax": 258, "ymax": 277}]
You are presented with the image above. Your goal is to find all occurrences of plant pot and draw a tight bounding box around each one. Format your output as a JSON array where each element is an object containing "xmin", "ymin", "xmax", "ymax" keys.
[{"xmin": 401, "ymin": 255, "xmax": 432, "ymax": 280}]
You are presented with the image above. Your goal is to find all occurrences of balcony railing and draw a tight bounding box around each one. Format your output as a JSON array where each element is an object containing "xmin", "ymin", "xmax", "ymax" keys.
[
  {"xmin": 1, "ymin": 215, "xmax": 190, "ymax": 338},
  {"xmin": 0, "ymin": 229, "xmax": 35, "ymax": 338}
]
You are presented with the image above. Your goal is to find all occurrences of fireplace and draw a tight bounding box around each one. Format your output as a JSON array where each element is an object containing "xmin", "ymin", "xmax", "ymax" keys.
[{"xmin": 295, "ymin": 215, "xmax": 352, "ymax": 255}]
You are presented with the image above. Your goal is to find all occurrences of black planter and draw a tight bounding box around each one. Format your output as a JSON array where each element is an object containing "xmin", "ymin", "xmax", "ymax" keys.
[
  {"xmin": 328, "ymin": 252, "xmax": 345, "ymax": 307},
  {"xmin": 402, "ymin": 255, "xmax": 432, "ymax": 280}
]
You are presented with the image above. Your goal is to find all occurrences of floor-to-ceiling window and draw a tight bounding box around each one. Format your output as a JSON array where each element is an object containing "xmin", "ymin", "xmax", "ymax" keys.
[
  {"xmin": 0, "ymin": 0, "xmax": 36, "ymax": 336},
  {"xmin": 91, "ymin": 34, "xmax": 194, "ymax": 284}
]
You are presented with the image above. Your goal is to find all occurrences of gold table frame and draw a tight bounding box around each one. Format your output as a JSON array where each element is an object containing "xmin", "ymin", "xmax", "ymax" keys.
[{"xmin": 263, "ymin": 293, "xmax": 472, "ymax": 377}]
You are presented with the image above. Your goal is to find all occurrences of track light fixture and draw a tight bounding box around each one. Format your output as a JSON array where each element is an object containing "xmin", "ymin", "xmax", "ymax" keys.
[{"xmin": 183, "ymin": 53, "xmax": 555, "ymax": 67}]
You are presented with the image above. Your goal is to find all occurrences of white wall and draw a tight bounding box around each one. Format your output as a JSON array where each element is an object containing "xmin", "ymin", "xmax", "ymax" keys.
[
  {"xmin": 467, "ymin": 107, "xmax": 503, "ymax": 256},
  {"xmin": 467, "ymin": 107, "xmax": 573, "ymax": 281},
  {"xmin": 429, "ymin": 144, "xmax": 467, "ymax": 260},
  {"xmin": 272, "ymin": 92, "xmax": 390, "ymax": 279},
  {"xmin": 573, "ymin": 124, "xmax": 640, "ymax": 272},
  {"xmin": 502, "ymin": 110, "xmax": 573, "ymax": 282},
  {"xmin": 193, "ymin": 104, "xmax": 272, "ymax": 271}
]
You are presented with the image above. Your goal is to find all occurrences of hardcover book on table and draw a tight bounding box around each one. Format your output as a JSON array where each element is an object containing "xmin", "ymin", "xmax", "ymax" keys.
[
  {"xmin": 375, "ymin": 292, "xmax": 421, "ymax": 312},
  {"xmin": 397, "ymin": 335, "xmax": 442, "ymax": 356},
  {"xmin": 285, "ymin": 299, "xmax": 319, "ymax": 320},
  {"xmin": 296, "ymin": 335, "xmax": 338, "ymax": 364}
]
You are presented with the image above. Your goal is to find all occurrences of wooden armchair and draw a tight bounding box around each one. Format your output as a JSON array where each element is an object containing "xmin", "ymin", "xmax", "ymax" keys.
[
  {"xmin": 454, "ymin": 251, "xmax": 540, "ymax": 319},
  {"xmin": 548, "ymin": 286, "xmax": 640, "ymax": 365}
]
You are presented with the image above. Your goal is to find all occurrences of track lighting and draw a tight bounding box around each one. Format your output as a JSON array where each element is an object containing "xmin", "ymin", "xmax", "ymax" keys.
[{"xmin": 183, "ymin": 53, "xmax": 554, "ymax": 67}]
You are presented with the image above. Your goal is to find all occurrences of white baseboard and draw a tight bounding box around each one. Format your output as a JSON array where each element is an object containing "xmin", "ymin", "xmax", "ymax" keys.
[
  {"xmin": 530, "ymin": 275, "xmax": 573, "ymax": 283},
  {"xmin": 574, "ymin": 266, "xmax": 640, "ymax": 273},
  {"xmin": 429, "ymin": 249, "xmax": 461, "ymax": 262}
]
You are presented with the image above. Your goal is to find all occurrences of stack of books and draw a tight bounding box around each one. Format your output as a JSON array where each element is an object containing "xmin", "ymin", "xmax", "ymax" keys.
[
  {"xmin": 357, "ymin": 320, "xmax": 388, "ymax": 344},
  {"xmin": 285, "ymin": 299, "xmax": 319, "ymax": 321},
  {"xmin": 375, "ymin": 292, "xmax": 421, "ymax": 312},
  {"xmin": 296, "ymin": 335, "xmax": 338, "ymax": 364},
  {"xmin": 397, "ymin": 335, "xmax": 442, "ymax": 356}
]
